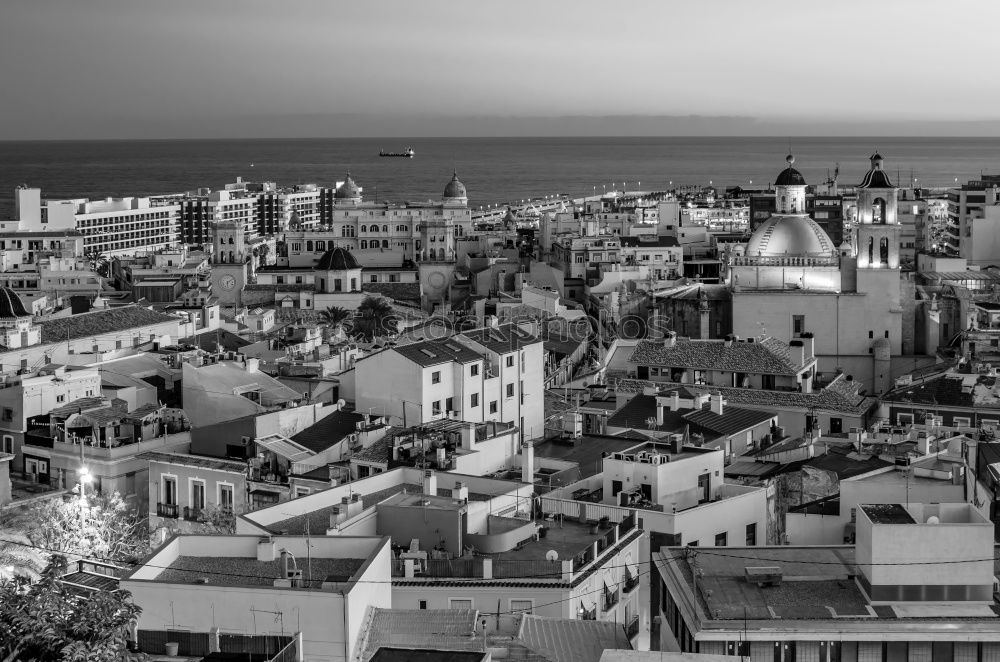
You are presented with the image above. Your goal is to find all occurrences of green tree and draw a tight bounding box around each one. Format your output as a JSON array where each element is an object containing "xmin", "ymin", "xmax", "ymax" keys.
[
  {"xmin": 0, "ymin": 555, "xmax": 141, "ymax": 662},
  {"xmin": 352, "ymin": 296, "xmax": 394, "ymax": 340},
  {"xmin": 84, "ymin": 251, "xmax": 111, "ymax": 278}
]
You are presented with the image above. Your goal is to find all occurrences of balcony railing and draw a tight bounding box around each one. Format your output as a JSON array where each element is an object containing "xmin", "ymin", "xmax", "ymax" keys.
[
  {"xmin": 603, "ymin": 587, "xmax": 619, "ymax": 612},
  {"xmin": 623, "ymin": 572, "xmax": 640, "ymax": 594},
  {"xmin": 183, "ymin": 506, "xmax": 203, "ymax": 522},
  {"xmin": 625, "ymin": 616, "xmax": 640, "ymax": 639},
  {"xmin": 157, "ymin": 502, "xmax": 179, "ymax": 518}
]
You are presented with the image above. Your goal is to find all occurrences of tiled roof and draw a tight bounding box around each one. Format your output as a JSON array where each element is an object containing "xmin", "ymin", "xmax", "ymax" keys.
[
  {"xmin": 49, "ymin": 396, "xmax": 110, "ymax": 418},
  {"xmin": 363, "ymin": 282, "xmax": 422, "ymax": 303},
  {"xmin": 180, "ymin": 329, "xmax": 251, "ymax": 352},
  {"xmin": 517, "ymin": 615, "xmax": 631, "ymax": 662},
  {"xmin": 461, "ymin": 324, "xmax": 541, "ymax": 354},
  {"xmin": 291, "ymin": 409, "xmax": 371, "ymax": 454},
  {"xmin": 628, "ymin": 337, "xmax": 804, "ymax": 375},
  {"xmin": 393, "ymin": 339, "xmax": 483, "ymax": 367},
  {"xmin": 805, "ymin": 448, "xmax": 891, "ymax": 479},
  {"xmin": 360, "ymin": 608, "xmax": 482, "ymax": 661},
  {"xmin": 612, "ymin": 379, "xmax": 876, "ymax": 416},
  {"xmin": 682, "ymin": 406, "xmax": 775, "ymax": 436},
  {"xmin": 39, "ymin": 306, "xmax": 180, "ymax": 344}
]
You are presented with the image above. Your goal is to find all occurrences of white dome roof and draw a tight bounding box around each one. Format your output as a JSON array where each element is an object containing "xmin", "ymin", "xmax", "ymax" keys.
[{"xmin": 746, "ymin": 215, "xmax": 836, "ymax": 258}]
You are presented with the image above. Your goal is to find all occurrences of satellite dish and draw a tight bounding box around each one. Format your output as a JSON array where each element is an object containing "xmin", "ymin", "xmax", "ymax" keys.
[
  {"xmin": 337, "ymin": 399, "xmax": 347, "ymax": 409},
  {"xmin": 545, "ymin": 550, "xmax": 559, "ymax": 561},
  {"xmin": 926, "ymin": 516, "xmax": 940, "ymax": 525}
]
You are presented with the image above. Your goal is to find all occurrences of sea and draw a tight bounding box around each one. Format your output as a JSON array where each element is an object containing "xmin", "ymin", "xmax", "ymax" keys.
[{"xmin": 1, "ymin": 136, "xmax": 998, "ymax": 217}]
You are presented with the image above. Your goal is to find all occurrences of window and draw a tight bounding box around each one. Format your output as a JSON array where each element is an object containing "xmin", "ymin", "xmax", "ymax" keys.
[
  {"xmin": 489, "ymin": 401, "xmax": 498, "ymax": 414},
  {"xmin": 714, "ymin": 532, "xmax": 727, "ymax": 547},
  {"xmin": 506, "ymin": 355, "xmax": 515, "ymax": 367},
  {"xmin": 612, "ymin": 480, "xmax": 623, "ymax": 496},
  {"xmin": 829, "ymin": 417, "xmax": 843, "ymax": 434},
  {"xmin": 56, "ymin": 394, "xmax": 65, "ymax": 403},
  {"xmin": 190, "ymin": 479, "xmax": 206, "ymax": 510},
  {"xmin": 432, "ymin": 371, "xmax": 441, "ymax": 384},
  {"xmin": 445, "ymin": 397, "xmax": 454, "ymax": 412},
  {"xmin": 510, "ymin": 600, "xmax": 533, "ymax": 614},
  {"xmin": 432, "ymin": 401, "xmax": 442, "ymax": 416},
  {"xmin": 334, "ymin": 279, "xmax": 342, "ymax": 292},
  {"xmin": 418, "ymin": 600, "xmax": 427, "ymax": 610},
  {"xmin": 506, "ymin": 383, "xmax": 514, "ymax": 398},
  {"xmin": 470, "ymin": 363, "xmax": 479, "ymax": 376},
  {"xmin": 953, "ymin": 417, "xmax": 971, "ymax": 427},
  {"xmin": 1, "ymin": 408, "xmax": 11, "ymax": 422},
  {"xmin": 295, "ymin": 487, "xmax": 311, "ymax": 498},
  {"xmin": 449, "ymin": 599, "xmax": 473, "ymax": 610},
  {"xmin": 792, "ymin": 315, "xmax": 805, "ymax": 336},
  {"xmin": 219, "ymin": 483, "xmax": 234, "ymax": 512},
  {"xmin": 370, "ymin": 275, "xmax": 378, "ymax": 283},
  {"xmin": 1, "ymin": 435, "xmax": 11, "ymax": 454},
  {"xmin": 746, "ymin": 523, "xmax": 757, "ymax": 546}
]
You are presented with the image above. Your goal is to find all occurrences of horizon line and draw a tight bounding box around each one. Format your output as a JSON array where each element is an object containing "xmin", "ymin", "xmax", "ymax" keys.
[{"xmin": 4, "ymin": 134, "xmax": 1000, "ymax": 143}]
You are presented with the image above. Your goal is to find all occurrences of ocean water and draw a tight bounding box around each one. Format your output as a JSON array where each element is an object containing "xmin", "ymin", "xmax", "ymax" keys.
[{"xmin": 1, "ymin": 136, "xmax": 998, "ymax": 217}]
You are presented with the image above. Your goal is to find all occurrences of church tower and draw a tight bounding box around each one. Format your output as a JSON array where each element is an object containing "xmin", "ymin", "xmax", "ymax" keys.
[
  {"xmin": 210, "ymin": 219, "xmax": 249, "ymax": 307},
  {"xmin": 855, "ymin": 152, "xmax": 901, "ymax": 270}
]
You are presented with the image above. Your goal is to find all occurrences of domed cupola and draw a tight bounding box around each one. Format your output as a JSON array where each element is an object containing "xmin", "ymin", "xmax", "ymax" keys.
[
  {"xmin": 774, "ymin": 154, "xmax": 808, "ymax": 214},
  {"xmin": 0, "ymin": 288, "xmax": 30, "ymax": 320},
  {"xmin": 859, "ymin": 152, "xmax": 894, "ymax": 189},
  {"xmin": 442, "ymin": 171, "xmax": 468, "ymax": 206},
  {"xmin": 334, "ymin": 172, "xmax": 362, "ymax": 202}
]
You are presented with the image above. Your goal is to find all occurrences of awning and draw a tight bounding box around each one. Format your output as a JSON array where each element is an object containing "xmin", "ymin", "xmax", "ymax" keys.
[{"xmin": 255, "ymin": 434, "xmax": 314, "ymax": 463}]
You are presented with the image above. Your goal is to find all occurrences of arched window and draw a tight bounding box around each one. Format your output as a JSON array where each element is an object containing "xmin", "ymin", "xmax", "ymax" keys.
[
  {"xmin": 360, "ymin": 225, "xmax": 367, "ymax": 233},
  {"xmin": 880, "ymin": 237, "xmax": 889, "ymax": 265},
  {"xmin": 228, "ymin": 236, "xmax": 235, "ymax": 244},
  {"xmin": 455, "ymin": 226, "xmax": 463, "ymax": 237},
  {"xmin": 316, "ymin": 240, "xmax": 326, "ymax": 251},
  {"xmin": 382, "ymin": 225, "xmax": 388, "ymax": 233},
  {"xmin": 868, "ymin": 236, "xmax": 875, "ymax": 266},
  {"xmin": 382, "ymin": 240, "xmax": 389, "ymax": 248},
  {"xmin": 780, "ymin": 195, "xmax": 786, "ymax": 210},
  {"xmin": 229, "ymin": 251, "xmax": 235, "ymax": 263},
  {"xmin": 360, "ymin": 240, "xmax": 368, "ymax": 249},
  {"xmin": 872, "ymin": 198, "xmax": 886, "ymax": 224},
  {"xmin": 341, "ymin": 226, "xmax": 354, "ymax": 237},
  {"xmin": 306, "ymin": 240, "xmax": 313, "ymax": 252}
]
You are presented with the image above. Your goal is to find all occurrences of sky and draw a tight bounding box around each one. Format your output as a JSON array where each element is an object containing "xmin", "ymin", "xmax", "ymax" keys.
[{"xmin": 2, "ymin": 0, "xmax": 999, "ymax": 139}]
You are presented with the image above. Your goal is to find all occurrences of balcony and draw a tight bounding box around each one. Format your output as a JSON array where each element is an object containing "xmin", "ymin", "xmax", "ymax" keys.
[
  {"xmin": 157, "ymin": 502, "xmax": 179, "ymax": 519},
  {"xmin": 623, "ymin": 572, "xmax": 640, "ymax": 594},
  {"xmin": 625, "ymin": 616, "xmax": 640, "ymax": 639},
  {"xmin": 603, "ymin": 586, "xmax": 620, "ymax": 612},
  {"xmin": 183, "ymin": 506, "xmax": 203, "ymax": 522}
]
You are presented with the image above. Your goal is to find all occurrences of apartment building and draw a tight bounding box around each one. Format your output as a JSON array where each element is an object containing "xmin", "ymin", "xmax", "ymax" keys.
[
  {"xmin": 654, "ymin": 502, "xmax": 1000, "ymax": 660},
  {"xmin": 142, "ymin": 450, "xmax": 248, "ymax": 534},
  {"xmin": 121, "ymin": 534, "xmax": 392, "ymax": 662},
  {"xmin": 946, "ymin": 176, "xmax": 1000, "ymax": 259},
  {"xmin": 5, "ymin": 187, "xmax": 180, "ymax": 258}
]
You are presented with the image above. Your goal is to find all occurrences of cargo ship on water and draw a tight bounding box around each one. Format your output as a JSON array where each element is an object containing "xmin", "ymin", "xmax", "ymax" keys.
[{"xmin": 379, "ymin": 147, "xmax": 415, "ymax": 158}]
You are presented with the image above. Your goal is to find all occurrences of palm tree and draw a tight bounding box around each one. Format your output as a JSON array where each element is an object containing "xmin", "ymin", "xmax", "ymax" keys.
[
  {"xmin": 353, "ymin": 296, "xmax": 394, "ymax": 340},
  {"xmin": 85, "ymin": 251, "xmax": 111, "ymax": 278},
  {"xmin": 319, "ymin": 306, "xmax": 351, "ymax": 341}
]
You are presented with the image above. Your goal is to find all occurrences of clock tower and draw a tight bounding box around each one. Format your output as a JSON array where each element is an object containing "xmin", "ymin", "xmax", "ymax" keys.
[{"xmin": 210, "ymin": 220, "xmax": 249, "ymax": 307}]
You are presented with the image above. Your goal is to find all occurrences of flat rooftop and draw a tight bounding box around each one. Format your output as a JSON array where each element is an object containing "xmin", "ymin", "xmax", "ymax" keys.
[
  {"xmin": 153, "ymin": 556, "xmax": 367, "ymax": 587},
  {"xmin": 497, "ymin": 516, "xmax": 615, "ymax": 563}
]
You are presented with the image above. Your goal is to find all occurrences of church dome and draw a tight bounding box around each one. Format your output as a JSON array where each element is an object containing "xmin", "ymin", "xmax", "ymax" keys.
[
  {"xmin": 746, "ymin": 215, "xmax": 836, "ymax": 257},
  {"xmin": 443, "ymin": 172, "xmax": 467, "ymax": 199},
  {"xmin": 774, "ymin": 154, "xmax": 806, "ymax": 186},
  {"xmin": 0, "ymin": 288, "xmax": 30, "ymax": 319},
  {"xmin": 334, "ymin": 172, "xmax": 361, "ymax": 200},
  {"xmin": 316, "ymin": 247, "xmax": 360, "ymax": 271},
  {"xmin": 859, "ymin": 152, "xmax": 894, "ymax": 189}
]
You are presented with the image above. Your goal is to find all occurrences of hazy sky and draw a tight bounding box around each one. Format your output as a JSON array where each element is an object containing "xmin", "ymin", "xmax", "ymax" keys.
[{"xmin": 2, "ymin": 0, "xmax": 999, "ymax": 139}]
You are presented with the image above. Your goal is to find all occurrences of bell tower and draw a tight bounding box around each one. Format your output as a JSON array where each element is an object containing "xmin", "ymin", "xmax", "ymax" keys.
[
  {"xmin": 855, "ymin": 152, "xmax": 900, "ymax": 271},
  {"xmin": 210, "ymin": 220, "xmax": 248, "ymax": 306}
]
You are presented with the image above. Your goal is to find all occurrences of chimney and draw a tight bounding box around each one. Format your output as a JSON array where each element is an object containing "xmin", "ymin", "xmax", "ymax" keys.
[
  {"xmin": 461, "ymin": 422, "xmax": 477, "ymax": 450},
  {"xmin": 280, "ymin": 549, "xmax": 290, "ymax": 577},
  {"xmin": 663, "ymin": 331, "xmax": 676, "ymax": 348},
  {"xmin": 710, "ymin": 392, "xmax": 724, "ymax": 416},
  {"xmin": 455, "ymin": 481, "xmax": 469, "ymax": 502},
  {"xmin": 347, "ymin": 494, "xmax": 364, "ymax": 517},
  {"xmin": 723, "ymin": 336, "xmax": 733, "ymax": 348},
  {"xmin": 801, "ymin": 333, "xmax": 815, "ymax": 360},
  {"xmin": 423, "ymin": 469, "xmax": 437, "ymax": 496},
  {"xmin": 257, "ymin": 538, "xmax": 276, "ymax": 562},
  {"xmin": 654, "ymin": 396, "xmax": 667, "ymax": 426},
  {"xmin": 672, "ymin": 433, "xmax": 683, "ymax": 455},
  {"xmin": 521, "ymin": 440, "xmax": 535, "ymax": 484},
  {"xmin": 693, "ymin": 393, "xmax": 708, "ymax": 410}
]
